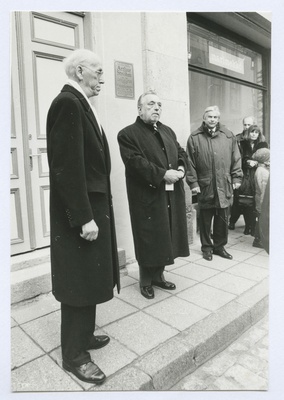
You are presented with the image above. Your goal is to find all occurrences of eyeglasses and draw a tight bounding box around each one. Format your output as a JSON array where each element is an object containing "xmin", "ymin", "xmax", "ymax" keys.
[{"xmin": 81, "ymin": 65, "xmax": 104, "ymax": 77}]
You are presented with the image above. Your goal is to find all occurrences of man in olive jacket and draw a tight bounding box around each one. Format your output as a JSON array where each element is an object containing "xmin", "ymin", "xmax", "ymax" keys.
[
  {"xmin": 47, "ymin": 49, "xmax": 120, "ymax": 384},
  {"xmin": 186, "ymin": 105, "xmax": 242, "ymax": 261},
  {"xmin": 118, "ymin": 90, "xmax": 190, "ymax": 299}
]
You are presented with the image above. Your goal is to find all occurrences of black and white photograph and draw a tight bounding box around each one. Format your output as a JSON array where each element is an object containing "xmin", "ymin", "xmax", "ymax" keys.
[{"xmin": 2, "ymin": 0, "xmax": 284, "ymax": 399}]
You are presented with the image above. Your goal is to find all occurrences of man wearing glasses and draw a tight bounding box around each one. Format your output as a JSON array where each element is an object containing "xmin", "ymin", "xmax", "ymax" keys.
[
  {"xmin": 118, "ymin": 90, "xmax": 189, "ymax": 300},
  {"xmin": 46, "ymin": 49, "xmax": 120, "ymax": 384}
]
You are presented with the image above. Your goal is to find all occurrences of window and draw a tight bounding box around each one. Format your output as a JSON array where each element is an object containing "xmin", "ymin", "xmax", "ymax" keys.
[{"xmin": 188, "ymin": 23, "xmax": 267, "ymax": 138}]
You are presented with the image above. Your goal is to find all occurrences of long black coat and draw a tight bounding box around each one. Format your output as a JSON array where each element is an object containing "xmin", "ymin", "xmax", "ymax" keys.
[
  {"xmin": 47, "ymin": 85, "xmax": 120, "ymax": 307},
  {"xmin": 118, "ymin": 117, "xmax": 190, "ymax": 267}
]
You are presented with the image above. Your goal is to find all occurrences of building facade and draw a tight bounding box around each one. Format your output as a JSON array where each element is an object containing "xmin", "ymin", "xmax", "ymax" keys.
[{"xmin": 11, "ymin": 11, "xmax": 271, "ymax": 262}]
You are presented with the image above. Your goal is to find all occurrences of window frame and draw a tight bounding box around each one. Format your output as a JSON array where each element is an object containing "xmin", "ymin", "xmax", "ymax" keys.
[{"xmin": 187, "ymin": 13, "xmax": 271, "ymax": 143}]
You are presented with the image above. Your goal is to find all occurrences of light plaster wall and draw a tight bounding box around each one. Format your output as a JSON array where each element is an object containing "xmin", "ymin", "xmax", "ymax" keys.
[
  {"xmin": 141, "ymin": 12, "xmax": 190, "ymax": 148},
  {"xmin": 86, "ymin": 12, "xmax": 191, "ymax": 260},
  {"xmin": 87, "ymin": 12, "xmax": 145, "ymax": 260}
]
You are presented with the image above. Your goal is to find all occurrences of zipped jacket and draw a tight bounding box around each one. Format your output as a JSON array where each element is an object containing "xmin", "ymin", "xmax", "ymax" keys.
[{"xmin": 186, "ymin": 122, "xmax": 243, "ymax": 209}]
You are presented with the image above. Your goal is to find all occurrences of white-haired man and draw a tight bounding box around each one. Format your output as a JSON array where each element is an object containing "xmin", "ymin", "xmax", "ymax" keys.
[
  {"xmin": 47, "ymin": 49, "xmax": 120, "ymax": 384},
  {"xmin": 186, "ymin": 106, "xmax": 243, "ymax": 261}
]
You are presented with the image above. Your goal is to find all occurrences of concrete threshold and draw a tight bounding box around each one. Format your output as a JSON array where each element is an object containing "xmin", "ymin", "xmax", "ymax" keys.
[
  {"xmin": 11, "ymin": 248, "xmax": 126, "ymax": 304},
  {"xmin": 92, "ymin": 279, "xmax": 268, "ymax": 391}
]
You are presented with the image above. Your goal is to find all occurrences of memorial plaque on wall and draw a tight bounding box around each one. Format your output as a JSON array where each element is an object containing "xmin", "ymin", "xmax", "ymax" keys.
[{"xmin": 114, "ymin": 61, "xmax": 135, "ymax": 99}]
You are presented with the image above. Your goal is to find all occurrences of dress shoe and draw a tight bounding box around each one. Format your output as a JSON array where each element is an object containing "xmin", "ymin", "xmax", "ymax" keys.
[
  {"xmin": 243, "ymin": 226, "xmax": 251, "ymax": 235},
  {"xmin": 140, "ymin": 285, "xmax": 154, "ymax": 299},
  {"xmin": 228, "ymin": 222, "xmax": 235, "ymax": 230},
  {"xmin": 252, "ymin": 239, "xmax": 263, "ymax": 248},
  {"xmin": 87, "ymin": 335, "xmax": 110, "ymax": 350},
  {"xmin": 213, "ymin": 248, "xmax": 233, "ymax": 260},
  {"xmin": 203, "ymin": 251, "xmax": 213, "ymax": 261},
  {"xmin": 63, "ymin": 360, "xmax": 106, "ymax": 384},
  {"xmin": 152, "ymin": 280, "xmax": 176, "ymax": 290}
]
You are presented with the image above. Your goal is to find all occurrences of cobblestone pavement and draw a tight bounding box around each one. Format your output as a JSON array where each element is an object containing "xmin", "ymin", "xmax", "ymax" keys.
[{"xmin": 171, "ymin": 314, "xmax": 268, "ymax": 391}]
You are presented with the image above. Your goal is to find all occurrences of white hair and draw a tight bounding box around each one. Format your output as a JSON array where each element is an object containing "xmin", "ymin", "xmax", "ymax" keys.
[
  {"xmin": 203, "ymin": 105, "xmax": 220, "ymax": 119},
  {"xmin": 63, "ymin": 49, "xmax": 101, "ymax": 78}
]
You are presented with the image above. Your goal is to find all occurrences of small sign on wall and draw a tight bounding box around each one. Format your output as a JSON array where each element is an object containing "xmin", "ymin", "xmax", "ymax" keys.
[{"xmin": 114, "ymin": 61, "xmax": 135, "ymax": 99}]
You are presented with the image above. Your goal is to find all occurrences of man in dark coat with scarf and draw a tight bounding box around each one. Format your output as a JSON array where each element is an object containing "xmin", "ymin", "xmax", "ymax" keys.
[
  {"xmin": 118, "ymin": 90, "xmax": 190, "ymax": 299},
  {"xmin": 229, "ymin": 115, "xmax": 255, "ymax": 230},
  {"xmin": 47, "ymin": 49, "xmax": 120, "ymax": 384},
  {"xmin": 186, "ymin": 105, "xmax": 243, "ymax": 261}
]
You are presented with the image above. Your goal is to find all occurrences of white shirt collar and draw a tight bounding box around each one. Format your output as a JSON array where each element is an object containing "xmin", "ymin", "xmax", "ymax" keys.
[
  {"xmin": 67, "ymin": 79, "xmax": 89, "ymax": 103},
  {"xmin": 66, "ymin": 79, "xmax": 102, "ymax": 133}
]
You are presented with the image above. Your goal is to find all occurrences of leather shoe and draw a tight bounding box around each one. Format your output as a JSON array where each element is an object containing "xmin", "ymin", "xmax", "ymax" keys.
[
  {"xmin": 140, "ymin": 285, "xmax": 154, "ymax": 299},
  {"xmin": 152, "ymin": 280, "xmax": 176, "ymax": 290},
  {"xmin": 213, "ymin": 248, "xmax": 233, "ymax": 260},
  {"xmin": 252, "ymin": 239, "xmax": 263, "ymax": 248},
  {"xmin": 63, "ymin": 360, "xmax": 106, "ymax": 384},
  {"xmin": 203, "ymin": 251, "xmax": 213, "ymax": 261},
  {"xmin": 243, "ymin": 226, "xmax": 251, "ymax": 235},
  {"xmin": 228, "ymin": 222, "xmax": 235, "ymax": 230},
  {"xmin": 87, "ymin": 335, "xmax": 110, "ymax": 350}
]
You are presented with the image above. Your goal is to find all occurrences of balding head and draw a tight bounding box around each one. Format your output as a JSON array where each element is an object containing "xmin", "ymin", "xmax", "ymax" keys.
[{"xmin": 243, "ymin": 116, "xmax": 255, "ymax": 131}]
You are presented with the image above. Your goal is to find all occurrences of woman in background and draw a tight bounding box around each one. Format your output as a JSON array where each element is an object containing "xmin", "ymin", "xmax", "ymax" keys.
[{"xmin": 237, "ymin": 125, "xmax": 268, "ymax": 235}]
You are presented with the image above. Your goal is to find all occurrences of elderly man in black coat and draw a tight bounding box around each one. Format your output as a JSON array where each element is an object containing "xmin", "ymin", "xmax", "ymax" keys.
[
  {"xmin": 47, "ymin": 49, "xmax": 120, "ymax": 384},
  {"xmin": 118, "ymin": 90, "xmax": 190, "ymax": 299}
]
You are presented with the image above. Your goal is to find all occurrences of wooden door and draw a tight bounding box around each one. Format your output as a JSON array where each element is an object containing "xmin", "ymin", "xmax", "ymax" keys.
[{"xmin": 11, "ymin": 11, "xmax": 85, "ymax": 255}]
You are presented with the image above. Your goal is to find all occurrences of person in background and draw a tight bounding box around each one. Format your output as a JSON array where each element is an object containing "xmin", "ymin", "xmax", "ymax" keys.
[
  {"xmin": 237, "ymin": 125, "xmax": 268, "ymax": 235},
  {"xmin": 229, "ymin": 116, "xmax": 255, "ymax": 230},
  {"xmin": 186, "ymin": 105, "xmax": 242, "ymax": 261},
  {"xmin": 117, "ymin": 90, "xmax": 189, "ymax": 299},
  {"xmin": 46, "ymin": 49, "xmax": 120, "ymax": 385},
  {"xmin": 252, "ymin": 147, "xmax": 270, "ymax": 248},
  {"xmin": 259, "ymin": 176, "xmax": 270, "ymax": 254}
]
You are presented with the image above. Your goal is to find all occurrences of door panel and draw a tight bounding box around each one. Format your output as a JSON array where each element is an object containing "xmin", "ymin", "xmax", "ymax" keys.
[
  {"xmin": 11, "ymin": 11, "xmax": 85, "ymax": 254},
  {"xmin": 11, "ymin": 16, "xmax": 32, "ymax": 254}
]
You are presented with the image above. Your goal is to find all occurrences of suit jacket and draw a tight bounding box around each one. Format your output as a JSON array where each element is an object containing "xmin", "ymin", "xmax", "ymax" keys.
[{"xmin": 47, "ymin": 84, "xmax": 120, "ymax": 306}]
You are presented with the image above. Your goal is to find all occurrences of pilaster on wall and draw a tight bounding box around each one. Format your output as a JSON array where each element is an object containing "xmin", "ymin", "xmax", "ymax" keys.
[
  {"xmin": 141, "ymin": 12, "xmax": 195, "ymax": 244},
  {"xmin": 141, "ymin": 12, "xmax": 190, "ymax": 148}
]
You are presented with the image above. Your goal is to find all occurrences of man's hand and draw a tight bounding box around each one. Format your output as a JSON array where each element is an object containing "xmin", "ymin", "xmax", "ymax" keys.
[
  {"xmin": 247, "ymin": 160, "xmax": 258, "ymax": 168},
  {"xmin": 191, "ymin": 186, "xmax": 201, "ymax": 194},
  {"xmin": 163, "ymin": 170, "xmax": 182, "ymax": 184},
  {"xmin": 80, "ymin": 219, "xmax": 99, "ymax": 241},
  {"xmin": 233, "ymin": 182, "xmax": 241, "ymax": 190}
]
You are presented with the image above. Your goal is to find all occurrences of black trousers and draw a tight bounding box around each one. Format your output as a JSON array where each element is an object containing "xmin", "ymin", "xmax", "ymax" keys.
[
  {"xmin": 61, "ymin": 303, "xmax": 96, "ymax": 366},
  {"xmin": 199, "ymin": 207, "xmax": 228, "ymax": 252},
  {"xmin": 230, "ymin": 190, "xmax": 255, "ymax": 230},
  {"xmin": 230, "ymin": 202, "xmax": 255, "ymax": 231},
  {"xmin": 139, "ymin": 265, "xmax": 165, "ymax": 286}
]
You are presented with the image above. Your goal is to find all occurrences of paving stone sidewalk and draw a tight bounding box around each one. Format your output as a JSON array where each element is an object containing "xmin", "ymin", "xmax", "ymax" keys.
[
  {"xmin": 10, "ymin": 220, "xmax": 269, "ymax": 392},
  {"xmin": 171, "ymin": 314, "xmax": 269, "ymax": 390}
]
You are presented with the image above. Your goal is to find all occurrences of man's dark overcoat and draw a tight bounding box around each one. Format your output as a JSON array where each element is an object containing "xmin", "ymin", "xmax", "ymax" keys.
[
  {"xmin": 118, "ymin": 117, "xmax": 190, "ymax": 267},
  {"xmin": 47, "ymin": 85, "xmax": 120, "ymax": 307}
]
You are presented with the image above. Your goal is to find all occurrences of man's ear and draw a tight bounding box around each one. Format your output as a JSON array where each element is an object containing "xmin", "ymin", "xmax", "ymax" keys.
[{"xmin": 75, "ymin": 65, "xmax": 84, "ymax": 81}]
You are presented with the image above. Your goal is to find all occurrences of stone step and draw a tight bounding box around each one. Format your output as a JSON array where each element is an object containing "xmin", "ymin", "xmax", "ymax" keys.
[{"xmin": 11, "ymin": 247, "xmax": 126, "ymax": 304}]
